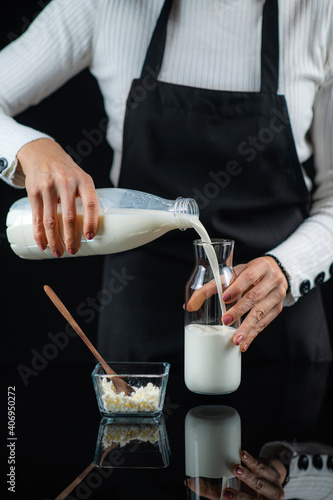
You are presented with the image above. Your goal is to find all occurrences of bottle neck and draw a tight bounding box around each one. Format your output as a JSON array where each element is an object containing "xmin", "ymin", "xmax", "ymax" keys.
[{"xmin": 173, "ymin": 197, "xmax": 199, "ymax": 230}]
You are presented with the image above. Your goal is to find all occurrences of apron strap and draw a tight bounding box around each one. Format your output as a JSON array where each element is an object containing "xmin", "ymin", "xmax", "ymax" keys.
[
  {"xmin": 141, "ymin": 0, "xmax": 173, "ymax": 80},
  {"xmin": 141, "ymin": 0, "xmax": 279, "ymax": 95},
  {"xmin": 260, "ymin": 0, "xmax": 279, "ymax": 94}
]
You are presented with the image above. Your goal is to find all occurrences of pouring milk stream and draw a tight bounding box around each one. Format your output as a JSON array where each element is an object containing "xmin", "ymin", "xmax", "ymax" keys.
[
  {"xmin": 7, "ymin": 188, "xmax": 240, "ymax": 393},
  {"xmin": 6, "ymin": 187, "xmax": 225, "ymax": 314}
]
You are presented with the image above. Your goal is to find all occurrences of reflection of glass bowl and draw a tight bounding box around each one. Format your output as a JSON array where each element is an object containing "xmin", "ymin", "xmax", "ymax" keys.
[
  {"xmin": 91, "ymin": 362, "xmax": 170, "ymax": 417},
  {"xmin": 94, "ymin": 416, "xmax": 170, "ymax": 468}
]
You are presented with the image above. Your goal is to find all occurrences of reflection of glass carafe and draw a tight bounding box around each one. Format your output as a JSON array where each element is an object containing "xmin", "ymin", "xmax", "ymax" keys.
[
  {"xmin": 6, "ymin": 188, "xmax": 199, "ymax": 259},
  {"xmin": 185, "ymin": 239, "xmax": 241, "ymax": 394},
  {"xmin": 185, "ymin": 406, "xmax": 241, "ymax": 498}
]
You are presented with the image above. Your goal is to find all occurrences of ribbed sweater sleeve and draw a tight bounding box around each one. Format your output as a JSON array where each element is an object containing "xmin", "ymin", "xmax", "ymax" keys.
[
  {"xmin": 0, "ymin": 0, "xmax": 97, "ymax": 187},
  {"xmin": 268, "ymin": 2, "xmax": 333, "ymax": 304}
]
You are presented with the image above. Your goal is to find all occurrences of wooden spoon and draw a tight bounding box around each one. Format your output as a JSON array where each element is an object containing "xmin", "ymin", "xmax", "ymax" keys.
[
  {"xmin": 54, "ymin": 462, "xmax": 95, "ymax": 500},
  {"xmin": 99, "ymin": 442, "xmax": 119, "ymax": 466},
  {"xmin": 54, "ymin": 442, "xmax": 119, "ymax": 500},
  {"xmin": 44, "ymin": 285, "xmax": 134, "ymax": 396}
]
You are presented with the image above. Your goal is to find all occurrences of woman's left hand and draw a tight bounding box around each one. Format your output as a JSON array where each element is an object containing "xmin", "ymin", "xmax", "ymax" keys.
[
  {"xmin": 222, "ymin": 256, "xmax": 288, "ymax": 352},
  {"xmin": 185, "ymin": 256, "xmax": 288, "ymax": 352}
]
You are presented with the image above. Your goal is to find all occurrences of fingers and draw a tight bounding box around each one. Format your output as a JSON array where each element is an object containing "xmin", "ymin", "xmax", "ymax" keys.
[
  {"xmin": 223, "ymin": 260, "xmax": 271, "ymax": 302},
  {"xmin": 60, "ymin": 188, "xmax": 80, "ymax": 255},
  {"xmin": 20, "ymin": 140, "xmax": 99, "ymax": 255},
  {"xmin": 185, "ymin": 271, "xmax": 238, "ymax": 312},
  {"xmin": 227, "ymin": 288, "xmax": 284, "ymax": 351},
  {"xmin": 222, "ymin": 488, "xmax": 255, "ymax": 500},
  {"xmin": 239, "ymin": 451, "xmax": 281, "ymax": 484},
  {"xmin": 42, "ymin": 187, "xmax": 64, "ymax": 257},
  {"xmin": 28, "ymin": 174, "xmax": 98, "ymax": 257},
  {"xmin": 28, "ymin": 179, "xmax": 64, "ymax": 257},
  {"xmin": 187, "ymin": 477, "xmax": 221, "ymax": 500},
  {"xmin": 236, "ymin": 302, "xmax": 283, "ymax": 351},
  {"xmin": 233, "ymin": 263, "xmax": 248, "ymax": 277},
  {"xmin": 224, "ymin": 258, "xmax": 288, "ymax": 306},
  {"xmin": 185, "ymin": 257, "xmax": 287, "ymax": 352},
  {"xmin": 222, "ymin": 258, "xmax": 287, "ymax": 351},
  {"xmin": 29, "ymin": 192, "xmax": 47, "ymax": 252},
  {"xmin": 222, "ymin": 451, "xmax": 284, "ymax": 500},
  {"xmin": 59, "ymin": 174, "xmax": 98, "ymax": 253},
  {"xmin": 79, "ymin": 176, "xmax": 99, "ymax": 240},
  {"xmin": 186, "ymin": 280, "xmax": 218, "ymax": 311}
]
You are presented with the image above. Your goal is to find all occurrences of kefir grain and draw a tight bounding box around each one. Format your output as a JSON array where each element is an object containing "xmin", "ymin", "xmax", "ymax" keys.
[{"xmin": 101, "ymin": 379, "xmax": 160, "ymax": 414}]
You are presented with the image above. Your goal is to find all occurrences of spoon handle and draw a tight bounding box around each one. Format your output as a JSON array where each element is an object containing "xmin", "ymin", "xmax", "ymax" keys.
[
  {"xmin": 54, "ymin": 462, "xmax": 95, "ymax": 500},
  {"xmin": 44, "ymin": 285, "xmax": 113, "ymax": 375},
  {"xmin": 43, "ymin": 285, "xmax": 134, "ymax": 396}
]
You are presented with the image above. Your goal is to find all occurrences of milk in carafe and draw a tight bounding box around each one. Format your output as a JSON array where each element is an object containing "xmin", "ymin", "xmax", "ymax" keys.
[
  {"xmin": 184, "ymin": 238, "xmax": 241, "ymax": 394},
  {"xmin": 185, "ymin": 324, "xmax": 241, "ymax": 394}
]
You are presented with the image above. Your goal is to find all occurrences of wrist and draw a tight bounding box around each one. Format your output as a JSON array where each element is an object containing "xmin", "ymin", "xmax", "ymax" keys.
[
  {"xmin": 16, "ymin": 137, "xmax": 55, "ymax": 174},
  {"xmin": 17, "ymin": 138, "xmax": 54, "ymax": 167},
  {"xmin": 264, "ymin": 254, "xmax": 291, "ymax": 293}
]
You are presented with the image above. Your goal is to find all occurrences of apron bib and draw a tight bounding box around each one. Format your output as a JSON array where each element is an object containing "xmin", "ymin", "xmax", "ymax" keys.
[{"xmin": 98, "ymin": 0, "xmax": 331, "ymax": 362}]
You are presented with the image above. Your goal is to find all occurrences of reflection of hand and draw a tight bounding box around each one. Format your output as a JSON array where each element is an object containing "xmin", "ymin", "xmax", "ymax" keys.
[
  {"xmin": 186, "ymin": 477, "xmax": 221, "ymax": 500},
  {"xmin": 222, "ymin": 450, "xmax": 287, "ymax": 499}
]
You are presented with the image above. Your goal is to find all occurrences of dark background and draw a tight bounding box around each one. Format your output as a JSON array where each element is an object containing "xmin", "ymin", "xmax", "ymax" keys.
[
  {"xmin": 0, "ymin": 0, "xmax": 113, "ymax": 368},
  {"xmin": 1, "ymin": 0, "xmax": 333, "ymax": 373}
]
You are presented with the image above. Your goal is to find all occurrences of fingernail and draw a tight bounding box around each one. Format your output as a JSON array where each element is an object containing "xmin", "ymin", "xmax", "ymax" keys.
[
  {"xmin": 222, "ymin": 292, "xmax": 231, "ymax": 302},
  {"xmin": 243, "ymin": 344, "xmax": 249, "ymax": 352},
  {"xmin": 236, "ymin": 335, "xmax": 244, "ymax": 345},
  {"xmin": 38, "ymin": 244, "xmax": 45, "ymax": 251},
  {"xmin": 53, "ymin": 251, "xmax": 61, "ymax": 258},
  {"xmin": 223, "ymin": 490, "xmax": 234, "ymax": 499},
  {"xmin": 86, "ymin": 232, "xmax": 94, "ymax": 240},
  {"xmin": 236, "ymin": 466, "xmax": 244, "ymax": 475},
  {"xmin": 223, "ymin": 315, "xmax": 233, "ymax": 326},
  {"xmin": 242, "ymin": 451, "xmax": 249, "ymax": 460},
  {"xmin": 68, "ymin": 248, "xmax": 77, "ymax": 255}
]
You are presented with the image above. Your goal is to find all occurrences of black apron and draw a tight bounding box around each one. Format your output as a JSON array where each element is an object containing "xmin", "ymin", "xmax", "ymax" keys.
[{"xmin": 98, "ymin": 0, "xmax": 331, "ymax": 363}]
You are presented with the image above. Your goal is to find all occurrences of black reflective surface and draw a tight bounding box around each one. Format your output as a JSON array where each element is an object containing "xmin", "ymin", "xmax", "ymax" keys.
[{"xmin": 1, "ymin": 358, "xmax": 333, "ymax": 500}]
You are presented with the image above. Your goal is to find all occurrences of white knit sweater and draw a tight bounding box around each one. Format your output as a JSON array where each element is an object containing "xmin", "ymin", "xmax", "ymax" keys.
[{"xmin": 0, "ymin": 0, "xmax": 332, "ymax": 304}]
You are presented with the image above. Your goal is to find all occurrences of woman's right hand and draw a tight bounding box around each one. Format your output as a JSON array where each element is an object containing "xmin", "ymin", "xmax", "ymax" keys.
[
  {"xmin": 17, "ymin": 138, "xmax": 99, "ymax": 257},
  {"xmin": 223, "ymin": 451, "xmax": 286, "ymax": 500}
]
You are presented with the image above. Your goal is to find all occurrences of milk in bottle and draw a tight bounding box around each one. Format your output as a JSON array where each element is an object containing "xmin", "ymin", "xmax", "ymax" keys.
[{"xmin": 6, "ymin": 188, "xmax": 199, "ymax": 260}]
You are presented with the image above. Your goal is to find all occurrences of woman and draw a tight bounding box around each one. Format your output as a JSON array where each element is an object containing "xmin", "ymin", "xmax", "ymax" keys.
[{"xmin": 0, "ymin": 0, "xmax": 332, "ymax": 362}]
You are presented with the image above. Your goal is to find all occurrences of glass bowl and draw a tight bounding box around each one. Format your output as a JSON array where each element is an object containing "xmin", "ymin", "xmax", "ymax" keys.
[{"xmin": 91, "ymin": 362, "xmax": 170, "ymax": 417}]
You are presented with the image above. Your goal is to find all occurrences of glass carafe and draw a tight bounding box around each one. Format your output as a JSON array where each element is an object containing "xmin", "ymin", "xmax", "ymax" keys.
[
  {"xmin": 185, "ymin": 405, "xmax": 241, "ymax": 498},
  {"xmin": 184, "ymin": 239, "xmax": 241, "ymax": 394}
]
